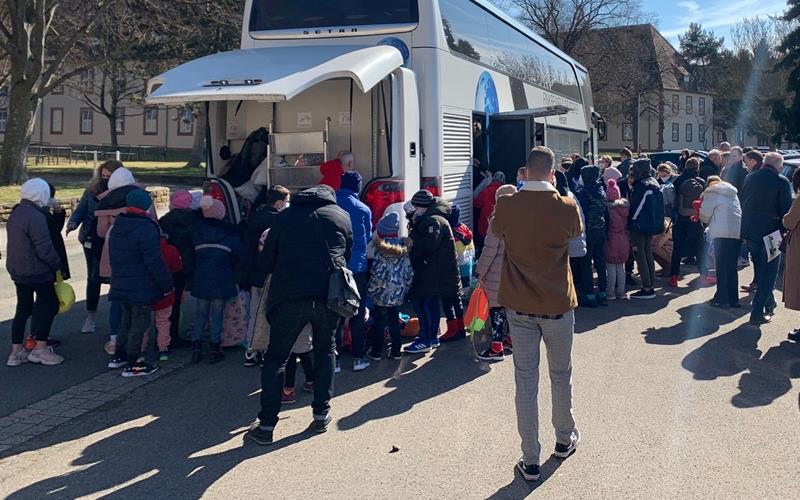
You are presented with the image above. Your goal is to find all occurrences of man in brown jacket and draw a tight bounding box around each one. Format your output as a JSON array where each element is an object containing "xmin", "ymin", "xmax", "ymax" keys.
[{"xmin": 492, "ymin": 146, "xmax": 583, "ymax": 481}]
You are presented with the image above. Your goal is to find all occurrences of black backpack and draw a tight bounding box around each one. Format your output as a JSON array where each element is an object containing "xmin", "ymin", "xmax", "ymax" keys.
[
  {"xmin": 221, "ymin": 127, "xmax": 269, "ymax": 188},
  {"xmin": 678, "ymin": 178, "xmax": 705, "ymax": 217}
]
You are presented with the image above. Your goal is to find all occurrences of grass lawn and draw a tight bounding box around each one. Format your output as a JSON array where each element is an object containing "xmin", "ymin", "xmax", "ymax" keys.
[
  {"xmin": 28, "ymin": 161, "xmax": 206, "ymax": 181},
  {"xmin": 0, "ymin": 183, "xmax": 86, "ymax": 205}
]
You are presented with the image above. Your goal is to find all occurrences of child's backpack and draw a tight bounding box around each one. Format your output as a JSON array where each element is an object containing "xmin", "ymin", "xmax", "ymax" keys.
[
  {"xmin": 678, "ymin": 177, "xmax": 705, "ymax": 217},
  {"xmin": 630, "ymin": 185, "xmax": 665, "ymax": 236}
]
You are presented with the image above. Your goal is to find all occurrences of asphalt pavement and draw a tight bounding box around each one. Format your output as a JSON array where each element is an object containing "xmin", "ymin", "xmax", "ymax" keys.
[{"xmin": 0, "ymin": 231, "xmax": 799, "ymax": 499}]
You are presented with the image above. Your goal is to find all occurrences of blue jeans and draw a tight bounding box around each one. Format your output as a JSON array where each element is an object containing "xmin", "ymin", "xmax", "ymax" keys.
[
  {"xmin": 749, "ymin": 238, "xmax": 779, "ymax": 318},
  {"xmin": 193, "ymin": 298, "xmax": 226, "ymax": 343},
  {"xmin": 413, "ymin": 296, "xmax": 441, "ymax": 342}
]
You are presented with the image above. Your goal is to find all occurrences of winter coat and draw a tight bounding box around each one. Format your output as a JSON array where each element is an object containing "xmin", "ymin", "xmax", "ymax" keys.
[
  {"xmin": 152, "ymin": 239, "xmax": 183, "ymax": 311},
  {"xmin": 336, "ymin": 188, "xmax": 372, "ymax": 274},
  {"xmin": 319, "ymin": 161, "xmax": 343, "ymax": 191},
  {"xmin": 576, "ymin": 183, "xmax": 608, "ymax": 232},
  {"xmin": 628, "ymin": 175, "xmax": 665, "ymax": 236},
  {"xmin": 617, "ymin": 158, "xmax": 633, "ymax": 178},
  {"xmin": 95, "ymin": 185, "xmax": 153, "ymax": 280},
  {"xmin": 699, "ymin": 182, "xmax": 742, "ymax": 240},
  {"xmin": 475, "ymin": 227, "xmax": 504, "ymax": 307},
  {"xmin": 191, "ymin": 219, "xmax": 241, "ymax": 300},
  {"xmin": 47, "ymin": 208, "xmax": 70, "ymax": 280},
  {"xmin": 474, "ymin": 181, "xmax": 501, "ymax": 237},
  {"xmin": 723, "ymin": 160, "xmax": 748, "ymax": 195},
  {"xmin": 367, "ymin": 237, "xmax": 414, "ymax": 307},
  {"xmin": 5, "ymin": 200, "xmax": 62, "ymax": 285},
  {"xmin": 699, "ymin": 157, "xmax": 721, "ymax": 181},
  {"xmin": 567, "ymin": 191, "xmax": 587, "ymax": 258},
  {"xmin": 108, "ymin": 213, "xmax": 172, "ymax": 305},
  {"xmin": 241, "ymin": 205, "xmax": 280, "ymax": 289},
  {"xmin": 408, "ymin": 199, "xmax": 462, "ymax": 300},
  {"xmin": 159, "ymin": 208, "xmax": 201, "ymax": 277},
  {"xmin": 781, "ymin": 196, "xmax": 800, "ymax": 311},
  {"xmin": 605, "ymin": 200, "xmax": 631, "ymax": 264},
  {"xmin": 259, "ymin": 185, "xmax": 353, "ymax": 315},
  {"xmin": 740, "ymin": 166, "xmax": 793, "ymax": 241},
  {"xmin": 68, "ymin": 189, "xmax": 99, "ymax": 244}
]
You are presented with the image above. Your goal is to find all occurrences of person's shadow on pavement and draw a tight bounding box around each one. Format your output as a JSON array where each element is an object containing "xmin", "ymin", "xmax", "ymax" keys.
[
  {"xmin": 681, "ymin": 325, "xmax": 762, "ymax": 381},
  {"xmin": 732, "ymin": 337, "xmax": 800, "ymax": 409},
  {"xmin": 641, "ymin": 300, "xmax": 750, "ymax": 346}
]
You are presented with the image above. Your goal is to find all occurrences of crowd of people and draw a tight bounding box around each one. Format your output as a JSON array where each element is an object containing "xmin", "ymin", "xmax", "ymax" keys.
[{"xmin": 4, "ymin": 140, "xmax": 799, "ymax": 480}]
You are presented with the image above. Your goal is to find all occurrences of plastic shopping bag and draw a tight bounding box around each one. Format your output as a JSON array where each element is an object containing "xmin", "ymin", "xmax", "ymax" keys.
[
  {"xmin": 55, "ymin": 271, "xmax": 75, "ymax": 314},
  {"xmin": 464, "ymin": 286, "xmax": 489, "ymax": 334}
]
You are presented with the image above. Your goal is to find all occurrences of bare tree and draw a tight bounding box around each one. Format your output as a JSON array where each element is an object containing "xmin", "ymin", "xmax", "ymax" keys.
[
  {"xmin": 503, "ymin": 0, "xmax": 654, "ymax": 56},
  {"xmin": 0, "ymin": 0, "xmax": 112, "ymax": 184}
]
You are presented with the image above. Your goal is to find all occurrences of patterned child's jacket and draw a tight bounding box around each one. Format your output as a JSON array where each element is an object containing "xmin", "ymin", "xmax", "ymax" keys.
[{"xmin": 367, "ymin": 237, "xmax": 414, "ymax": 307}]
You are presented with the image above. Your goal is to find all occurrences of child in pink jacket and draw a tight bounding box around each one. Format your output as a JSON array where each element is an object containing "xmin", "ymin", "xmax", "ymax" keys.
[{"xmin": 605, "ymin": 179, "xmax": 631, "ymax": 299}]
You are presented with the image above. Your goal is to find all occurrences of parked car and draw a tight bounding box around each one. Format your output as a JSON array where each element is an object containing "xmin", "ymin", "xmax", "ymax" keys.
[
  {"xmin": 647, "ymin": 150, "xmax": 707, "ymax": 170},
  {"xmin": 781, "ymin": 157, "xmax": 800, "ymax": 179}
]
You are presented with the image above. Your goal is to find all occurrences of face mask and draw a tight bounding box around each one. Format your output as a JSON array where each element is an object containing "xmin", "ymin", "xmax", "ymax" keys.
[{"xmin": 98, "ymin": 179, "xmax": 109, "ymax": 192}]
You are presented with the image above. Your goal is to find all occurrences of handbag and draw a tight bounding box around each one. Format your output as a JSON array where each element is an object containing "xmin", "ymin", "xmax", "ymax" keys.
[{"xmin": 314, "ymin": 212, "xmax": 361, "ymax": 318}]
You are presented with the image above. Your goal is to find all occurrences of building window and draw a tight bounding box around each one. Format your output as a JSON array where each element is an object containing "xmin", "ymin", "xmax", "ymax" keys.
[
  {"xmin": 50, "ymin": 108, "xmax": 64, "ymax": 135},
  {"xmin": 80, "ymin": 69, "xmax": 94, "ymax": 92},
  {"xmin": 699, "ymin": 97, "xmax": 705, "ymax": 116},
  {"xmin": 672, "ymin": 95, "xmax": 679, "ymax": 113},
  {"xmin": 0, "ymin": 110, "xmax": 7, "ymax": 132},
  {"xmin": 686, "ymin": 96, "xmax": 693, "ymax": 115},
  {"xmin": 622, "ymin": 122, "xmax": 633, "ymax": 141},
  {"xmin": 177, "ymin": 108, "xmax": 193, "ymax": 136},
  {"xmin": 143, "ymin": 107, "xmax": 158, "ymax": 135},
  {"xmin": 672, "ymin": 123, "xmax": 679, "ymax": 142},
  {"xmin": 79, "ymin": 108, "xmax": 93, "ymax": 134},
  {"xmin": 685, "ymin": 123, "xmax": 693, "ymax": 142},
  {"xmin": 115, "ymin": 108, "xmax": 125, "ymax": 135},
  {"xmin": 699, "ymin": 125, "xmax": 706, "ymax": 143}
]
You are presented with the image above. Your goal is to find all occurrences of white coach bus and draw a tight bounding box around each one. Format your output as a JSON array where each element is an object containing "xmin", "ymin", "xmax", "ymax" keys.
[{"xmin": 146, "ymin": 0, "xmax": 600, "ymax": 226}]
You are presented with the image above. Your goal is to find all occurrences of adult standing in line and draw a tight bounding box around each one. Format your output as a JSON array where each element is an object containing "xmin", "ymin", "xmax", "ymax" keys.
[
  {"xmin": 740, "ymin": 152, "xmax": 793, "ymax": 325},
  {"xmin": 66, "ymin": 161, "xmax": 121, "ymax": 335},
  {"xmin": 5, "ymin": 179, "xmax": 64, "ymax": 367},
  {"xmin": 628, "ymin": 158, "xmax": 664, "ymax": 299},
  {"xmin": 699, "ymin": 177, "xmax": 742, "ymax": 308},
  {"xmin": 492, "ymin": 147, "xmax": 583, "ymax": 481},
  {"xmin": 722, "ymin": 146, "xmax": 748, "ymax": 194},
  {"xmin": 617, "ymin": 148, "xmax": 633, "ymax": 177},
  {"xmin": 336, "ymin": 171, "xmax": 373, "ymax": 372},
  {"xmin": 700, "ymin": 149, "xmax": 724, "ymax": 181},
  {"xmin": 246, "ymin": 185, "xmax": 352, "ymax": 445},
  {"xmin": 781, "ymin": 169, "xmax": 800, "ymax": 335}
]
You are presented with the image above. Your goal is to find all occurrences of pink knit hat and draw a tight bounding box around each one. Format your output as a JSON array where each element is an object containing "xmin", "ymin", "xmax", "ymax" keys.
[
  {"xmin": 170, "ymin": 190, "xmax": 193, "ymax": 210},
  {"xmin": 603, "ymin": 166, "xmax": 622, "ymax": 185},
  {"xmin": 607, "ymin": 178, "xmax": 621, "ymax": 201},
  {"xmin": 199, "ymin": 195, "xmax": 226, "ymax": 220}
]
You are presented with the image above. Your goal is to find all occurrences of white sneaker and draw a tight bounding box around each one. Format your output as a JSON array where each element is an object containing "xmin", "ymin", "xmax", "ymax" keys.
[
  {"xmin": 28, "ymin": 347, "xmax": 64, "ymax": 366},
  {"xmin": 81, "ymin": 316, "xmax": 96, "ymax": 334},
  {"xmin": 6, "ymin": 350, "xmax": 29, "ymax": 367},
  {"xmin": 353, "ymin": 358, "xmax": 370, "ymax": 372}
]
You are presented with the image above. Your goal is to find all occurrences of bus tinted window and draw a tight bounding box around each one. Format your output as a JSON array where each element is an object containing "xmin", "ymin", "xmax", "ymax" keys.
[
  {"xmin": 250, "ymin": 0, "xmax": 419, "ymax": 31},
  {"xmin": 440, "ymin": 0, "xmax": 582, "ymax": 102}
]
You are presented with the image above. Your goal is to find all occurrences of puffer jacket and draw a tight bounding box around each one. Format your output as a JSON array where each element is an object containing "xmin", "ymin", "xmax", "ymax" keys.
[
  {"xmin": 576, "ymin": 185, "xmax": 608, "ymax": 233},
  {"xmin": 108, "ymin": 213, "xmax": 172, "ymax": 305},
  {"xmin": 605, "ymin": 199, "xmax": 631, "ymax": 264},
  {"xmin": 95, "ymin": 185, "xmax": 153, "ymax": 280},
  {"xmin": 68, "ymin": 189, "xmax": 99, "ymax": 244},
  {"xmin": 475, "ymin": 226, "xmax": 504, "ymax": 307},
  {"xmin": 336, "ymin": 188, "xmax": 372, "ymax": 274},
  {"xmin": 159, "ymin": 208, "xmax": 201, "ymax": 277},
  {"xmin": 699, "ymin": 182, "xmax": 742, "ymax": 240},
  {"xmin": 191, "ymin": 219, "xmax": 241, "ymax": 300},
  {"xmin": 6, "ymin": 200, "xmax": 62, "ymax": 284},
  {"xmin": 367, "ymin": 237, "xmax": 414, "ymax": 307},
  {"xmin": 408, "ymin": 198, "xmax": 462, "ymax": 300},
  {"xmin": 259, "ymin": 185, "xmax": 353, "ymax": 315},
  {"xmin": 740, "ymin": 166, "xmax": 793, "ymax": 240}
]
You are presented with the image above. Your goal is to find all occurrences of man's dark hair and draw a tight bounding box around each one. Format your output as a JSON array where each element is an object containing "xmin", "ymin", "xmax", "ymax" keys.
[
  {"xmin": 266, "ymin": 185, "xmax": 290, "ymax": 207},
  {"xmin": 526, "ymin": 146, "xmax": 556, "ymax": 176},
  {"xmin": 744, "ymin": 150, "xmax": 763, "ymax": 164},
  {"xmin": 684, "ymin": 157, "xmax": 700, "ymax": 174},
  {"xmin": 620, "ymin": 148, "xmax": 632, "ymax": 159}
]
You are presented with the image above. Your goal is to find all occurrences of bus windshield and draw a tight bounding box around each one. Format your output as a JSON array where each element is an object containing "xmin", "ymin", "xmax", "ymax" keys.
[{"xmin": 250, "ymin": 0, "xmax": 419, "ymax": 32}]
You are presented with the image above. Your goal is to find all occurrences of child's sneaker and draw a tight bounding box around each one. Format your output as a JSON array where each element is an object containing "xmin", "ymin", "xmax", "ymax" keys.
[
  {"xmin": 597, "ymin": 293, "xmax": 608, "ymax": 306},
  {"xmin": 108, "ymin": 356, "xmax": 127, "ymax": 369},
  {"xmin": 477, "ymin": 343, "xmax": 505, "ymax": 362},
  {"xmin": 159, "ymin": 351, "xmax": 170, "ymax": 362},
  {"xmin": 390, "ymin": 348, "xmax": 402, "ymax": 360},
  {"xmin": 353, "ymin": 358, "xmax": 371, "ymax": 371},
  {"xmin": 335, "ymin": 359, "xmax": 342, "ymax": 374},
  {"xmin": 502, "ymin": 337, "xmax": 513, "ymax": 355},
  {"xmin": 243, "ymin": 350, "xmax": 261, "ymax": 367},
  {"xmin": 28, "ymin": 346, "xmax": 64, "ymax": 366},
  {"xmin": 6, "ymin": 350, "xmax": 29, "ymax": 367},
  {"xmin": 281, "ymin": 389, "xmax": 296, "ymax": 404},
  {"xmin": 302, "ymin": 381, "xmax": 314, "ymax": 392},
  {"xmin": 430, "ymin": 338, "xmax": 441, "ymax": 349},
  {"xmin": 81, "ymin": 316, "xmax": 96, "ymax": 334},
  {"xmin": 405, "ymin": 339, "xmax": 431, "ymax": 354},
  {"xmin": 367, "ymin": 351, "xmax": 383, "ymax": 362},
  {"xmin": 122, "ymin": 363, "xmax": 158, "ymax": 378}
]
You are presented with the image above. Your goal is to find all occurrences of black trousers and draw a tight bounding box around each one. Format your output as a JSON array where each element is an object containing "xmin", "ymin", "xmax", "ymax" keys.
[
  {"xmin": 12, "ymin": 282, "xmax": 59, "ymax": 344},
  {"xmin": 670, "ymin": 216, "xmax": 705, "ymax": 276},
  {"xmin": 169, "ymin": 271, "xmax": 187, "ymax": 347},
  {"xmin": 82, "ymin": 246, "xmax": 101, "ymax": 312},
  {"xmin": 713, "ymin": 238, "xmax": 740, "ymax": 306},
  {"xmin": 259, "ymin": 299, "xmax": 339, "ymax": 428},
  {"xmin": 284, "ymin": 352, "xmax": 314, "ymax": 389}
]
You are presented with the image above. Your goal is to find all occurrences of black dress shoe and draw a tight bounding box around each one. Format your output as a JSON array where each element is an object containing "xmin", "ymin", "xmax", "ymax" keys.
[{"xmin": 750, "ymin": 315, "xmax": 772, "ymax": 326}]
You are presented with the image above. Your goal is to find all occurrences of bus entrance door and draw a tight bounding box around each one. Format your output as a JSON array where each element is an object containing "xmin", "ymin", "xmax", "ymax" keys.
[{"xmin": 489, "ymin": 114, "xmax": 534, "ymax": 184}]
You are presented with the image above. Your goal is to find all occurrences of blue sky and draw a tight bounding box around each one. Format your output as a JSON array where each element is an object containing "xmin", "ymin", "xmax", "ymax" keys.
[{"xmin": 644, "ymin": 0, "xmax": 790, "ymax": 45}]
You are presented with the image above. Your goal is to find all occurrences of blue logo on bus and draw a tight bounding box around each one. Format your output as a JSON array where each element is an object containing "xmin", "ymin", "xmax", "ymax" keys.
[
  {"xmin": 475, "ymin": 72, "xmax": 499, "ymax": 116},
  {"xmin": 378, "ymin": 37, "xmax": 410, "ymax": 66}
]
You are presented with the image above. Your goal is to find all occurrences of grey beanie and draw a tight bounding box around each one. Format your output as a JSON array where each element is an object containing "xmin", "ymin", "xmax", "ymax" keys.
[{"xmin": 411, "ymin": 189, "xmax": 435, "ymax": 208}]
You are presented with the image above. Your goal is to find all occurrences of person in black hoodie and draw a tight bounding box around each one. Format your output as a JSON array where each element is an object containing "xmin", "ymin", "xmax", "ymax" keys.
[
  {"xmin": 241, "ymin": 185, "xmax": 290, "ymax": 367},
  {"xmin": 190, "ymin": 196, "xmax": 241, "ymax": 364},
  {"xmin": 617, "ymin": 148, "xmax": 633, "ymax": 177},
  {"xmin": 628, "ymin": 159, "xmax": 664, "ymax": 299},
  {"xmin": 158, "ymin": 190, "xmax": 201, "ymax": 348},
  {"xmin": 247, "ymin": 185, "xmax": 352, "ymax": 445},
  {"xmin": 699, "ymin": 149, "xmax": 723, "ymax": 181},
  {"xmin": 576, "ymin": 165, "xmax": 609, "ymax": 306},
  {"xmin": 107, "ymin": 190, "xmax": 172, "ymax": 377}
]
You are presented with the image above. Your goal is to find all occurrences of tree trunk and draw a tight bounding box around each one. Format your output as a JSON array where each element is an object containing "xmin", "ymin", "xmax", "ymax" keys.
[
  {"xmin": 186, "ymin": 105, "xmax": 206, "ymax": 169},
  {"xmin": 0, "ymin": 86, "xmax": 40, "ymax": 185},
  {"xmin": 107, "ymin": 110, "xmax": 119, "ymax": 149}
]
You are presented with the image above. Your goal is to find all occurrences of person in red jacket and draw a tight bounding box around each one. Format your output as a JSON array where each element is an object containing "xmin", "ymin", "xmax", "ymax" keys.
[
  {"xmin": 143, "ymin": 236, "xmax": 183, "ymax": 361},
  {"xmin": 474, "ymin": 171, "xmax": 506, "ymax": 251},
  {"xmin": 319, "ymin": 159, "xmax": 344, "ymax": 191}
]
